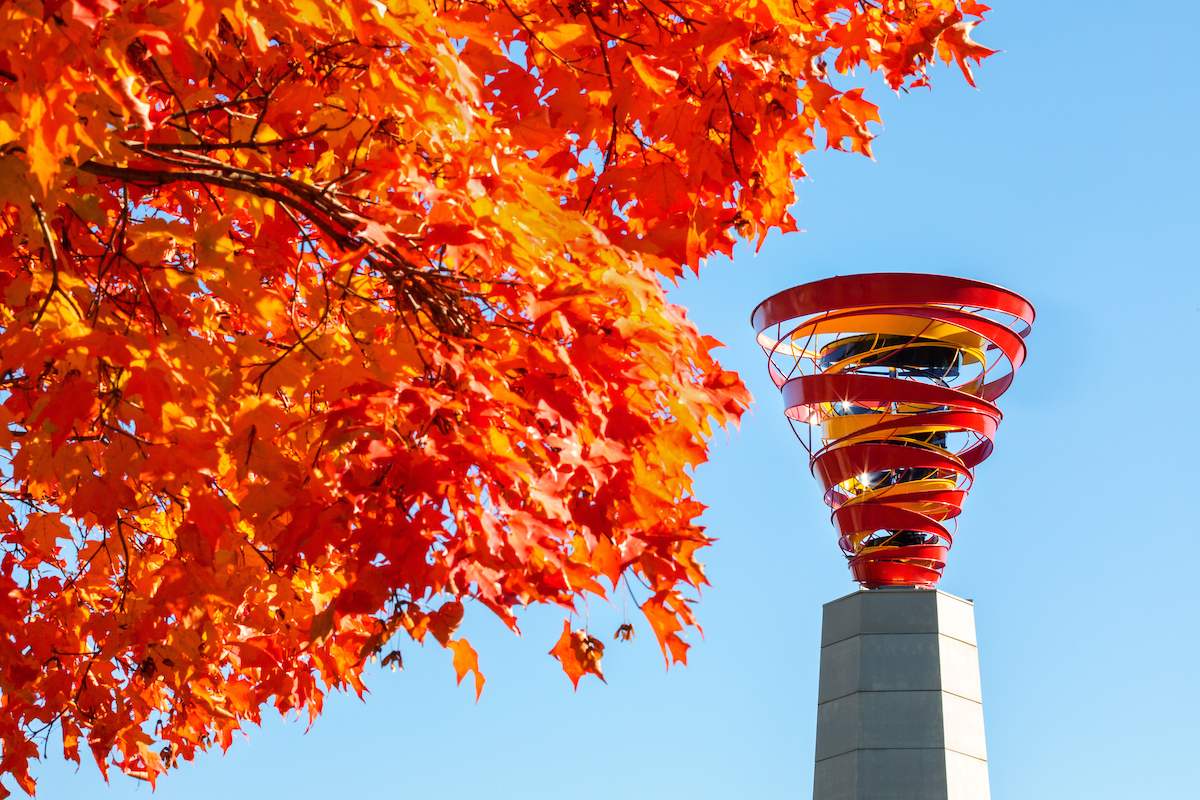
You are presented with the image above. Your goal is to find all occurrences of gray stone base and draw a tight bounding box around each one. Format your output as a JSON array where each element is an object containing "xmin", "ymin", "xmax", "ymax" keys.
[{"xmin": 813, "ymin": 588, "xmax": 989, "ymax": 800}]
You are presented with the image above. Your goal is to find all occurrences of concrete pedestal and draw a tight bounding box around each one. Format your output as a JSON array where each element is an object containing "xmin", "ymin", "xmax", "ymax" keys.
[{"xmin": 813, "ymin": 588, "xmax": 989, "ymax": 800}]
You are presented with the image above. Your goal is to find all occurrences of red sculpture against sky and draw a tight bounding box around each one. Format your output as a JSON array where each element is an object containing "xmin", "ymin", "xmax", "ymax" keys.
[{"xmin": 752, "ymin": 274, "xmax": 1034, "ymax": 588}]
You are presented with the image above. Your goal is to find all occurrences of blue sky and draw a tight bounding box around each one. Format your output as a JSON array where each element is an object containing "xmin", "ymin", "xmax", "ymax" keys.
[{"xmin": 33, "ymin": 1, "xmax": 1200, "ymax": 798}]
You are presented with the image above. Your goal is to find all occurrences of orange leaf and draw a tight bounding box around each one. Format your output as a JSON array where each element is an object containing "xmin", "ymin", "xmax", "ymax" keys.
[
  {"xmin": 447, "ymin": 638, "xmax": 485, "ymax": 701},
  {"xmin": 641, "ymin": 595, "xmax": 688, "ymax": 667},
  {"xmin": 548, "ymin": 620, "xmax": 606, "ymax": 688},
  {"xmin": 428, "ymin": 600, "xmax": 464, "ymax": 646},
  {"xmin": 941, "ymin": 21, "xmax": 997, "ymax": 87}
]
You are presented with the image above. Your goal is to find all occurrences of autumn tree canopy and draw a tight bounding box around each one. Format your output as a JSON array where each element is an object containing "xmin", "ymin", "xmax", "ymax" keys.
[{"xmin": 0, "ymin": 0, "xmax": 993, "ymax": 792}]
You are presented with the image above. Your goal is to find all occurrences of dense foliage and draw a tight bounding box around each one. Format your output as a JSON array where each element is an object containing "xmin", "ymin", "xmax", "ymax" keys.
[{"xmin": 0, "ymin": 0, "xmax": 992, "ymax": 792}]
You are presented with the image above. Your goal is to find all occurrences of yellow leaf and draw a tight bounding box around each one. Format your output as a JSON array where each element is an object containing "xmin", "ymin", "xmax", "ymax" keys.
[
  {"xmin": 23, "ymin": 96, "xmax": 59, "ymax": 193},
  {"xmin": 541, "ymin": 23, "xmax": 589, "ymax": 51},
  {"xmin": 0, "ymin": 115, "xmax": 19, "ymax": 146}
]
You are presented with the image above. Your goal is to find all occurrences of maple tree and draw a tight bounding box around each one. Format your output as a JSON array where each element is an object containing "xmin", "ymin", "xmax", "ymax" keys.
[{"xmin": 0, "ymin": 0, "xmax": 994, "ymax": 792}]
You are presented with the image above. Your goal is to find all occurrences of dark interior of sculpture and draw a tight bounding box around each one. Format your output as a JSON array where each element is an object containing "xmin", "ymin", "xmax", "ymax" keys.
[{"xmin": 818, "ymin": 335, "xmax": 964, "ymax": 573}]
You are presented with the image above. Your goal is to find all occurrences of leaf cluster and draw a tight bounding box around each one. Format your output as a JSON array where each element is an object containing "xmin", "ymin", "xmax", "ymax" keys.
[{"xmin": 0, "ymin": 0, "xmax": 991, "ymax": 792}]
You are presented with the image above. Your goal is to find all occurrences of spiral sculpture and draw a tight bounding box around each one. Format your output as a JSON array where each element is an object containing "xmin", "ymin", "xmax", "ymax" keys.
[{"xmin": 751, "ymin": 273, "xmax": 1034, "ymax": 588}]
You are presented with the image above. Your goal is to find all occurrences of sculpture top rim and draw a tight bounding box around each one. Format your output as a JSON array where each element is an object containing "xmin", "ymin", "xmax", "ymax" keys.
[{"xmin": 750, "ymin": 272, "xmax": 1036, "ymax": 337}]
